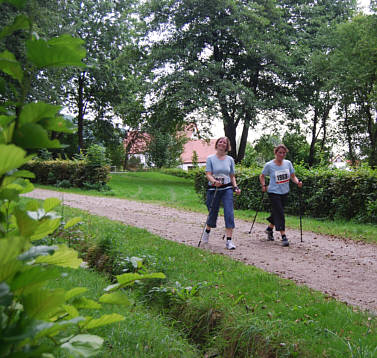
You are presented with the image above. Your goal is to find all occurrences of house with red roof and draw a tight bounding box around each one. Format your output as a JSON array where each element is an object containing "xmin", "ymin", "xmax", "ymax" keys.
[
  {"xmin": 179, "ymin": 137, "xmax": 217, "ymax": 170},
  {"xmin": 123, "ymin": 131, "xmax": 151, "ymax": 166},
  {"xmin": 123, "ymin": 128, "xmax": 217, "ymax": 170}
]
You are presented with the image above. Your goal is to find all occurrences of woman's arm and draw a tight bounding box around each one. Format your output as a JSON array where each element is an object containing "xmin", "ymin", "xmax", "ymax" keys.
[
  {"xmin": 230, "ymin": 174, "xmax": 241, "ymax": 194},
  {"xmin": 290, "ymin": 173, "xmax": 303, "ymax": 187},
  {"xmin": 259, "ymin": 173, "xmax": 268, "ymax": 192}
]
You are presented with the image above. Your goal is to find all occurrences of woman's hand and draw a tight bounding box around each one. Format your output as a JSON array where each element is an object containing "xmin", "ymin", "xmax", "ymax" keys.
[
  {"xmin": 262, "ymin": 185, "xmax": 268, "ymax": 192},
  {"xmin": 213, "ymin": 180, "xmax": 222, "ymax": 187},
  {"xmin": 234, "ymin": 187, "xmax": 241, "ymax": 195},
  {"xmin": 298, "ymin": 181, "xmax": 303, "ymax": 188}
]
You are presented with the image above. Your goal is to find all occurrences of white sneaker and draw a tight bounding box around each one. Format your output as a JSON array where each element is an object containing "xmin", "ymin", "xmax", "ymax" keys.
[
  {"xmin": 201, "ymin": 230, "xmax": 210, "ymax": 244},
  {"xmin": 226, "ymin": 239, "xmax": 236, "ymax": 250}
]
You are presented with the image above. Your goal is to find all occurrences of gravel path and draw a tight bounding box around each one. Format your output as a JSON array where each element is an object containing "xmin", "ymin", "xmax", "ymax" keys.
[{"xmin": 25, "ymin": 188, "xmax": 377, "ymax": 313}]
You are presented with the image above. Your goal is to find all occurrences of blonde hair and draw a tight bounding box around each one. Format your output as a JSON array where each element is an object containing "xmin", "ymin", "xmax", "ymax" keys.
[{"xmin": 215, "ymin": 137, "xmax": 231, "ymax": 152}]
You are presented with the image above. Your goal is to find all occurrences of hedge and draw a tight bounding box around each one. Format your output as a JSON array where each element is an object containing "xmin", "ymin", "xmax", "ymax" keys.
[
  {"xmin": 159, "ymin": 167, "xmax": 201, "ymax": 180},
  {"xmin": 194, "ymin": 165, "xmax": 377, "ymax": 223},
  {"xmin": 23, "ymin": 160, "xmax": 111, "ymax": 189}
]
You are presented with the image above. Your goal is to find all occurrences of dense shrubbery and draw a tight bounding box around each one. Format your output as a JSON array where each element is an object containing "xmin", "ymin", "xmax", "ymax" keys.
[
  {"xmin": 23, "ymin": 160, "xmax": 111, "ymax": 189},
  {"xmin": 194, "ymin": 166, "xmax": 377, "ymax": 223},
  {"xmin": 159, "ymin": 167, "xmax": 200, "ymax": 180}
]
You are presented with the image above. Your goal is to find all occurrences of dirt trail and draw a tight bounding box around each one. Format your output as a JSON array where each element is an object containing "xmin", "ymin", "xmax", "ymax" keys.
[{"xmin": 25, "ymin": 188, "xmax": 377, "ymax": 313}]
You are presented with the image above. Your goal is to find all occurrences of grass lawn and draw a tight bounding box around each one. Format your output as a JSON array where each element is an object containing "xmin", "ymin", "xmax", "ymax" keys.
[
  {"xmin": 48, "ymin": 267, "xmax": 199, "ymax": 358},
  {"xmin": 45, "ymin": 204, "xmax": 376, "ymax": 358},
  {"xmin": 38, "ymin": 171, "xmax": 377, "ymax": 244}
]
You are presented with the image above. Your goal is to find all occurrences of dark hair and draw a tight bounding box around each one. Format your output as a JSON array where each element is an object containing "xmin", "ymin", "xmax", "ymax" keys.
[
  {"xmin": 274, "ymin": 144, "xmax": 289, "ymax": 154},
  {"xmin": 215, "ymin": 137, "xmax": 231, "ymax": 152}
]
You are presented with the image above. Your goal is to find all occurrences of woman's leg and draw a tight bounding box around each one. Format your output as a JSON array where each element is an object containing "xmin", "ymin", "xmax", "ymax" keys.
[
  {"xmin": 223, "ymin": 188, "xmax": 236, "ymax": 249},
  {"xmin": 268, "ymin": 193, "xmax": 286, "ymax": 232},
  {"xmin": 205, "ymin": 189, "xmax": 222, "ymax": 229},
  {"xmin": 223, "ymin": 188, "xmax": 235, "ymax": 231}
]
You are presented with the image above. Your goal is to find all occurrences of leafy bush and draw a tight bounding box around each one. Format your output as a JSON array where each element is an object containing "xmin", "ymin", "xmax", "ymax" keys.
[
  {"xmin": 160, "ymin": 167, "xmax": 200, "ymax": 180},
  {"xmin": 0, "ymin": 5, "xmax": 161, "ymax": 357},
  {"xmin": 86, "ymin": 144, "xmax": 110, "ymax": 167},
  {"xmin": 23, "ymin": 159, "xmax": 110, "ymax": 187},
  {"xmin": 194, "ymin": 166, "xmax": 377, "ymax": 223}
]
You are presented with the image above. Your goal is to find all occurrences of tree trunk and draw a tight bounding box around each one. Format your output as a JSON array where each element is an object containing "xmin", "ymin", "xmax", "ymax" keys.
[
  {"xmin": 77, "ymin": 72, "xmax": 86, "ymax": 152},
  {"xmin": 308, "ymin": 108, "xmax": 319, "ymax": 167},
  {"xmin": 344, "ymin": 105, "xmax": 356, "ymax": 166},
  {"xmin": 237, "ymin": 116, "xmax": 251, "ymax": 163},
  {"xmin": 365, "ymin": 105, "xmax": 377, "ymax": 168},
  {"xmin": 223, "ymin": 118, "xmax": 237, "ymax": 160}
]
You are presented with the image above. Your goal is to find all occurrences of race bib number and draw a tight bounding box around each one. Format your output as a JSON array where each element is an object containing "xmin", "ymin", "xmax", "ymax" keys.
[{"xmin": 275, "ymin": 169, "xmax": 290, "ymax": 184}]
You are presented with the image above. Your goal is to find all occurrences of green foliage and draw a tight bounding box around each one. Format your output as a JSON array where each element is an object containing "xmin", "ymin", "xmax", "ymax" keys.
[
  {"xmin": 330, "ymin": 14, "xmax": 377, "ymax": 167},
  {"xmin": 240, "ymin": 143, "xmax": 259, "ymax": 168},
  {"xmin": 67, "ymin": 208, "xmax": 376, "ymax": 358},
  {"xmin": 23, "ymin": 159, "xmax": 110, "ymax": 188},
  {"xmin": 0, "ymin": 4, "xmax": 154, "ymax": 357},
  {"xmin": 148, "ymin": 281, "xmax": 207, "ymax": 308},
  {"xmin": 159, "ymin": 167, "xmax": 198, "ymax": 180},
  {"xmin": 253, "ymin": 134, "xmax": 281, "ymax": 165},
  {"xmin": 191, "ymin": 150, "xmax": 199, "ymax": 168},
  {"xmin": 86, "ymin": 144, "xmax": 110, "ymax": 167},
  {"xmin": 106, "ymin": 142, "xmax": 125, "ymax": 169},
  {"xmin": 145, "ymin": 130, "xmax": 187, "ymax": 168},
  {"xmin": 194, "ymin": 166, "xmax": 377, "ymax": 223}
]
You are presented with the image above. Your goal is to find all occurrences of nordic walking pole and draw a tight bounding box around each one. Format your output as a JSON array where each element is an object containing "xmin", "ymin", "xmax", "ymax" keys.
[
  {"xmin": 298, "ymin": 181, "xmax": 303, "ymax": 242},
  {"xmin": 248, "ymin": 191, "xmax": 265, "ymax": 234},
  {"xmin": 198, "ymin": 187, "xmax": 218, "ymax": 247}
]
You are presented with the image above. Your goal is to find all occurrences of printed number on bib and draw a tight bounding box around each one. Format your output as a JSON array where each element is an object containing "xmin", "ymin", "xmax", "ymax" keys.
[{"xmin": 275, "ymin": 169, "xmax": 289, "ymax": 184}]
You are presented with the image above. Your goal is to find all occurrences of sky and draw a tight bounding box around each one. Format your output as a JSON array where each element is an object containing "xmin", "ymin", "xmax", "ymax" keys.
[
  {"xmin": 358, "ymin": 0, "xmax": 369, "ymax": 9},
  {"xmin": 358, "ymin": 0, "xmax": 371, "ymax": 12}
]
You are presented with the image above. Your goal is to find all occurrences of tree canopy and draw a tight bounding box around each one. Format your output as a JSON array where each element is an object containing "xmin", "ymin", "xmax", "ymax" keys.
[{"xmin": 2, "ymin": 0, "xmax": 376, "ymax": 168}]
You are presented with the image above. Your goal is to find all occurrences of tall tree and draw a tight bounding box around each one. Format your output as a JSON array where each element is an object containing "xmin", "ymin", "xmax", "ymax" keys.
[
  {"xmin": 140, "ymin": 0, "xmax": 298, "ymax": 163},
  {"xmin": 24, "ymin": 0, "xmax": 143, "ymax": 151},
  {"xmin": 330, "ymin": 14, "xmax": 377, "ymax": 167},
  {"xmin": 287, "ymin": 0, "xmax": 356, "ymax": 167},
  {"xmin": 140, "ymin": 0, "xmax": 359, "ymax": 163}
]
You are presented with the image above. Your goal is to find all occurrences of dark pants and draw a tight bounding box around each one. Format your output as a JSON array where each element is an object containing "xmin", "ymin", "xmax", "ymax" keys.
[{"xmin": 267, "ymin": 193, "xmax": 288, "ymax": 231}]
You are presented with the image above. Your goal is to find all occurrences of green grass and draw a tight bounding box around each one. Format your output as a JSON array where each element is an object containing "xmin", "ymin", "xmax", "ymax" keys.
[
  {"xmin": 48, "ymin": 267, "xmax": 199, "ymax": 357},
  {"xmin": 49, "ymin": 205, "xmax": 377, "ymax": 358},
  {"xmin": 37, "ymin": 171, "xmax": 377, "ymax": 244}
]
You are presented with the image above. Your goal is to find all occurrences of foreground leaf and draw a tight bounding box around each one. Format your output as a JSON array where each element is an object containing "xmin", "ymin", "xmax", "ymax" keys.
[
  {"xmin": 14, "ymin": 122, "xmax": 61, "ymax": 149},
  {"xmin": 0, "ymin": 144, "xmax": 33, "ymax": 176},
  {"xmin": 10, "ymin": 266, "xmax": 59, "ymax": 291},
  {"xmin": 64, "ymin": 217, "xmax": 82, "ymax": 229},
  {"xmin": 27, "ymin": 35, "xmax": 86, "ymax": 68},
  {"xmin": 43, "ymin": 197, "xmax": 61, "ymax": 212},
  {"xmin": 81, "ymin": 313, "xmax": 125, "ymax": 330},
  {"xmin": 99, "ymin": 291, "xmax": 132, "ymax": 306},
  {"xmin": 65, "ymin": 287, "xmax": 88, "ymax": 301},
  {"xmin": 35, "ymin": 244, "xmax": 82, "ymax": 268},
  {"xmin": 19, "ymin": 102, "xmax": 61, "ymax": 126},
  {"xmin": 23, "ymin": 288, "xmax": 65, "ymax": 319},
  {"xmin": 61, "ymin": 334, "xmax": 103, "ymax": 358},
  {"xmin": 0, "ymin": 50, "xmax": 23, "ymax": 82}
]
